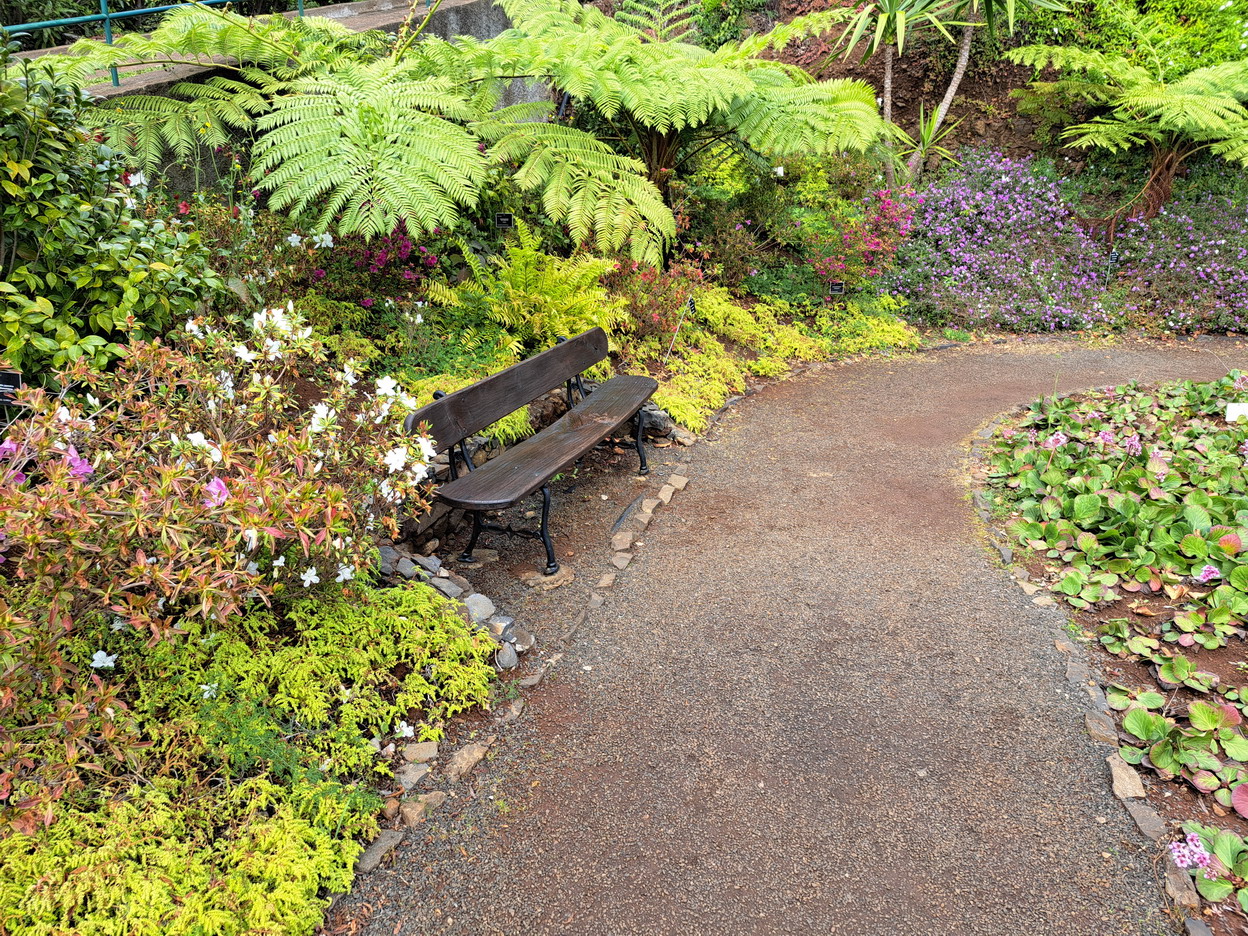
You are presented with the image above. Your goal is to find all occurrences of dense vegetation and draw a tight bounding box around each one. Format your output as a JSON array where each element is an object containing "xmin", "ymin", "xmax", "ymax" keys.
[{"xmin": 1, "ymin": 0, "xmax": 1247, "ymax": 929}]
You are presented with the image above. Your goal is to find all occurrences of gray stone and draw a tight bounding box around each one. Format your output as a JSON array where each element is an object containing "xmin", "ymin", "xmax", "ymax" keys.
[
  {"xmin": 1085, "ymin": 711, "xmax": 1118, "ymax": 745},
  {"xmin": 403, "ymin": 741, "xmax": 438, "ymax": 763},
  {"xmin": 355, "ymin": 829, "xmax": 404, "ymax": 874},
  {"xmin": 671, "ymin": 427, "xmax": 697, "ymax": 446},
  {"xmin": 518, "ymin": 652, "xmax": 563, "ymax": 688},
  {"xmin": 668, "ymin": 474, "xmax": 689, "ymax": 491},
  {"xmin": 446, "ymin": 570, "xmax": 472, "ymax": 591},
  {"xmin": 997, "ymin": 545, "xmax": 1013, "ymax": 564},
  {"xmin": 414, "ymin": 554, "xmax": 442, "ymax": 574},
  {"xmin": 611, "ymin": 530, "xmax": 636, "ymax": 552},
  {"xmin": 641, "ymin": 498, "xmax": 661, "ymax": 513},
  {"xmin": 1107, "ymin": 753, "xmax": 1146, "ymax": 800},
  {"xmin": 635, "ymin": 510, "xmax": 654, "ymax": 530},
  {"xmin": 444, "ymin": 739, "xmax": 493, "ymax": 782},
  {"xmin": 495, "ymin": 698, "xmax": 526, "ymax": 724},
  {"xmin": 1165, "ymin": 862, "xmax": 1201, "ymax": 909},
  {"xmin": 463, "ymin": 593, "xmax": 496, "ymax": 624},
  {"xmin": 588, "ymin": 592, "xmax": 605, "ymax": 609},
  {"xmin": 379, "ymin": 545, "xmax": 400, "ymax": 576},
  {"xmin": 431, "ymin": 577, "xmax": 464, "ymax": 599},
  {"xmin": 495, "ymin": 642, "xmax": 518, "ymax": 670},
  {"xmin": 511, "ymin": 625, "xmax": 536, "ymax": 653},
  {"xmin": 657, "ymin": 484, "xmax": 676, "ymax": 504},
  {"xmin": 612, "ymin": 552, "xmax": 633, "ymax": 570},
  {"xmin": 382, "ymin": 797, "xmax": 400, "ymax": 820},
  {"xmin": 1186, "ymin": 918, "xmax": 1214, "ymax": 936},
  {"xmin": 596, "ymin": 573, "xmax": 617, "ymax": 589},
  {"xmin": 396, "ymin": 762, "xmax": 429, "ymax": 791},
  {"xmin": 1124, "ymin": 800, "xmax": 1168, "ymax": 841},
  {"xmin": 396, "ymin": 557, "xmax": 420, "ymax": 580}
]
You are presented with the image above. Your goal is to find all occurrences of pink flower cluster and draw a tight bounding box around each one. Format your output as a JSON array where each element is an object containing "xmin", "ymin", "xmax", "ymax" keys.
[{"xmin": 1170, "ymin": 832, "xmax": 1215, "ymax": 879}]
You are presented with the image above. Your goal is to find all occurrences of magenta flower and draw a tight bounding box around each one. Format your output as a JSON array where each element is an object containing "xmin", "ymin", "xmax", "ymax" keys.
[
  {"xmin": 203, "ymin": 476, "xmax": 229, "ymax": 508},
  {"xmin": 1171, "ymin": 834, "xmax": 1216, "ymax": 879},
  {"xmin": 65, "ymin": 446, "xmax": 93, "ymax": 478},
  {"xmin": 1040, "ymin": 431, "xmax": 1068, "ymax": 451},
  {"xmin": 1196, "ymin": 565, "xmax": 1222, "ymax": 583},
  {"xmin": 0, "ymin": 439, "xmax": 16, "ymax": 459},
  {"xmin": 1097, "ymin": 430, "xmax": 1115, "ymax": 445},
  {"xmin": 1122, "ymin": 435, "xmax": 1143, "ymax": 456}
]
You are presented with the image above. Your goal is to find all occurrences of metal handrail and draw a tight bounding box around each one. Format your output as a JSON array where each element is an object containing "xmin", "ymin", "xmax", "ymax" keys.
[{"xmin": 4, "ymin": 0, "xmax": 305, "ymax": 87}]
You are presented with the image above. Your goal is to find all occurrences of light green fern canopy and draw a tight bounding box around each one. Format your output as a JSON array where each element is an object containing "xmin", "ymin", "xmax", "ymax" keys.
[{"xmin": 35, "ymin": 0, "xmax": 884, "ymax": 262}]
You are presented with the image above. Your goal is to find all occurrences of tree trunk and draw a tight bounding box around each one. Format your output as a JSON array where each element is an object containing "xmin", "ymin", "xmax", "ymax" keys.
[
  {"xmin": 907, "ymin": 19, "xmax": 975, "ymax": 180},
  {"xmin": 1139, "ymin": 147, "xmax": 1181, "ymax": 219},
  {"xmin": 882, "ymin": 43, "xmax": 896, "ymax": 189}
]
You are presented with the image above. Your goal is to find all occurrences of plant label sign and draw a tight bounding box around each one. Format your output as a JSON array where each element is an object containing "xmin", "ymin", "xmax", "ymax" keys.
[
  {"xmin": 1227, "ymin": 403, "xmax": 1248, "ymax": 423},
  {"xmin": 495, "ymin": 213, "xmax": 515, "ymax": 230},
  {"xmin": 0, "ymin": 371, "xmax": 21, "ymax": 405}
]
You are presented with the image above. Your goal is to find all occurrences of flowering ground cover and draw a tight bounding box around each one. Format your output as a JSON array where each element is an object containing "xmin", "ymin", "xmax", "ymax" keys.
[{"xmin": 984, "ymin": 373, "xmax": 1248, "ymax": 932}]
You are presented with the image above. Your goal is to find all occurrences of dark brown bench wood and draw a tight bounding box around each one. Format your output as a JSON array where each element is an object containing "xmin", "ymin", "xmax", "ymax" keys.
[{"xmin": 403, "ymin": 328, "xmax": 658, "ymax": 575}]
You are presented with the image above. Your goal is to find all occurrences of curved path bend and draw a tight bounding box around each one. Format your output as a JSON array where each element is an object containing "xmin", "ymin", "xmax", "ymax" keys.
[{"xmin": 342, "ymin": 338, "xmax": 1247, "ymax": 936}]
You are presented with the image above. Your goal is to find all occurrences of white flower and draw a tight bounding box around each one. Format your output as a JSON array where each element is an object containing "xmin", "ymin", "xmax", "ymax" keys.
[
  {"xmin": 286, "ymin": 232, "xmax": 303, "ymax": 248},
  {"xmin": 383, "ymin": 446, "xmax": 408, "ymax": 473},
  {"xmin": 90, "ymin": 650, "xmax": 117, "ymax": 669},
  {"xmin": 336, "ymin": 564, "xmax": 355, "ymax": 582},
  {"xmin": 272, "ymin": 555, "xmax": 286, "ymax": 571},
  {"xmin": 245, "ymin": 561, "xmax": 259, "ymax": 575},
  {"xmin": 396, "ymin": 720, "xmax": 415, "ymax": 739},
  {"xmin": 200, "ymin": 682, "xmax": 218, "ymax": 699},
  {"xmin": 417, "ymin": 437, "xmax": 436, "ymax": 461},
  {"xmin": 773, "ymin": 165, "xmax": 785, "ymax": 178},
  {"xmin": 263, "ymin": 337, "xmax": 283, "ymax": 361},
  {"xmin": 375, "ymin": 376, "xmax": 398, "ymax": 397},
  {"xmin": 311, "ymin": 232, "xmax": 334, "ymax": 249},
  {"xmin": 309, "ymin": 402, "xmax": 335, "ymax": 434},
  {"xmin": 339, "ymin": 365, "xmax": 358, "ymax": 386},
  {"xmin": 187, "ymin": 431, "xmax": 208, "ymax": 448},
  {"xmin": 86, "ymin": 393, "xmax": 101, "ymax": 410},
  {"xmin": 234, "ymin": 345, "xmax": 257, "ymax": 363},
  {"xmin": 127, "ymin": 171, "xmax": 147, "ymax": 188},
  {"xmin": 55, "ymin": 406, "xmax": 71, "ymax": 422},
  {"xmin": 301, "ymin": 566, "xmax": 320, "ymax": 587},
  {"xmin": 242, "ymin": 528, "xmax": 259, "ymax": 552},
  {"xmin": 185, "ymin": 317, "xmax": 203, "ymax": 337},
  {"xmin": 110, "ymin": 617, "xmax": 127, "ymax": 632},
  {"xmin": 251, "ymin": 309, "xmax": 269, "ymax": 331},
  {"xmin": 123, "ymin": 196, "xmax": 137, "ymax": 210}
]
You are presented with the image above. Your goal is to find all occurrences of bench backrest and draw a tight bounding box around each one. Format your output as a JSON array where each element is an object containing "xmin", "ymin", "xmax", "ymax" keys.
[{"xmin": 403, "ymin": 327, "xmax": 609, "ymax": 453}]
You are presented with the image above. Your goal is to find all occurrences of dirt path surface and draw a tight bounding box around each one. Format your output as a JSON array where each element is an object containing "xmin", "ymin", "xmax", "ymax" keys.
[{"xmin": 336, "ymin": 338, "xmax": 1248, "ymax": 936}]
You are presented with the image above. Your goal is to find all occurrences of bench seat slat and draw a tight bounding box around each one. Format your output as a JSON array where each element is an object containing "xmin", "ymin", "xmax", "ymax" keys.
[{"xmin": 433, "ymin": 374, "xmax": 658, "ymax": 511}]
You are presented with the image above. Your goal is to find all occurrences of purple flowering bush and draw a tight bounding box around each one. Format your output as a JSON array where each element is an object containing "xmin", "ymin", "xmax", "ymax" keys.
[
  {"xmin": 1112, "ymin": 161, "xmax": 1248, "ymax": 334},
  {"xmin": 894, "ymin": 149, "xmax": 1118, "ymax": 331}
]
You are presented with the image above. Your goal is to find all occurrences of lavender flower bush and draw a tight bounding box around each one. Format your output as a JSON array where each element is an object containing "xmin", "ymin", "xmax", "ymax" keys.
[{"xmin": 893, "ymin": 149, "xmax": 1118, "ymax": 331}]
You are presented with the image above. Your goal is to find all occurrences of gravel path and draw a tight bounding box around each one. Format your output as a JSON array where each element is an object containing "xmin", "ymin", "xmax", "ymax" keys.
[{"xmin": 335, "ymin": 338, "xmax": 1247, "ymax": 936}]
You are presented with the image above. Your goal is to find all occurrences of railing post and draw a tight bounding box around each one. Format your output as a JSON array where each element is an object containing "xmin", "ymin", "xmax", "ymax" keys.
[{"xmin": 99, "ymin": 0, "xmax": 120, "ymax": 86}]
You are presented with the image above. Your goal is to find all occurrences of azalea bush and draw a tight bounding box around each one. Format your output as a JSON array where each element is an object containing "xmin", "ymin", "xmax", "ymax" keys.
[
  {"xmin": 0, "ymin": 310, "xmax": 437, "ymax": 832},
  {"xmin": 806, "ymin": 188, "xmax": 916, "ymax": 291},
  {"xmin": 894, "ymin": 150, "xmax": 1120, "ymax": 331}
]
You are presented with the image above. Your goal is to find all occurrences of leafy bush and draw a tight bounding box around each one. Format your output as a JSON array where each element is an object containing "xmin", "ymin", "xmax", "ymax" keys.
[
  {"xmin": 0, "ymin": 314, "xmax": 437, "ymax": 831},
  {"xmin": 808, "ymin": 294, "xmax": 921, "ymax": 354},
  {"xmin": 0, "ymin": 56, "xmax": 222, "ymax": 379},
  {"xmin": 894, "ymin": 149, "xmax": 1119, "ymax": 331},
  {"xmin": 987, "ymin": 372, "xmax": 1248, "ymax": 614},
  {"xmin": 806, "ymin": 188, "xmax": 915, "ymax": 291}
]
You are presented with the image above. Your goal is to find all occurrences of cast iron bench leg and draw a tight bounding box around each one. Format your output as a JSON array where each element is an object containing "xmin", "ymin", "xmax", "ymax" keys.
[
  {"xmin": 635, "ymin": 409, "xmax": 650, "ymax": 475},
  {"xmin": 459, "ymin": 510, "xmax": 483, "ymax": 564},
  {"xmin": 539, "ymin": 483, "xmax": 559, "ymax": 575}
]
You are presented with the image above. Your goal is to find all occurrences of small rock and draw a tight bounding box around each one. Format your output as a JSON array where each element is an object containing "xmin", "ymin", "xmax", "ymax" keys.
[
  {"xmin": 657, "ymin": 484, "xmax": 676, "ymax": 504},
  {"xmin": 588, "ymin": 592, "xmax": 605, "ymax": 609},
  {"xmin": 519, "ymin": 653, "xmax": 563, "ymax": 688},
  {"xmin": 671, "ymin": 427, "xmax": 696, "ymax": 446},
  {"xmin": 1032, "ymin": 595, "xmax": 1056, "ymax": 607},
  {"xmin": 668, "ymin": 474, "xmax": 688, "ymax": 491},
  {"xmin": 420, "ymin": 538, "xmax": 440, "ymax": 555},
  {"xmin": 382, "ymin": 797, "xmax": 400, "ymax": 820},
  {"xmin": 444, "ymin": 739, "xmax": 493, "ymax": 782},
  {"xmin": 463, "ymin": 593, "xmax": 496, "ymax": 624},
  {"xmin": 399, "ymin": 800, "xmax": 427, "ymax": 827},
  {"xmin": 997, "ymin": 545, "xmax": 1013, "ymax": 564},
  {"xmin": 356, "ymin": 829, "xmax": 404, "ymax": 874},
  {"xmin": 1186, "ymin": 918, "xmax": 1214, "ymax": 936},
  {"xmin": 596, "ymin": 573, "xmax": 617, "ymax": 589},
  {"xmin": 396, "ymin": 557, "xmax": 420, "ymax": 580},
  {"xmin": 511, "ymin": 625, "xmax": 536, "ymax": 653},
  {"xmin": 1124, "ymin": 800, "xmax": 1168, "ymax": 841},
  {"xmin": 1165, "ymin": 862, "xmax": 1201, "ymax": 909},
  {"xmin": 403, "ymin": 741, "xmax": 438, "ymax": 763},
  {"xmin": 1085, "ymin": 711, "xmax": 1118, "ymax": 745},
  {"xmin": 379, "ymin": 545, "xmax": 400, "ymax": 576},
  {"xmin": 488, "ymin": 617, "xmax": 515, "ymax": 642},
  {"xmin": 396, "ymin": 762, "xmax": 429, "ymax": 791},
  {"xmin": 1107, "ymin": 753, "xmax": 1146, "ymax": 800},
  {"xmin": 612, "ymin": 552, "xmax": 633, "ymax": 570},
  {"xmin": 520, "ymin": 565, "xmax": 575, "ymax": 590},
  {"xmin": 641, "ymin": 498, "xmax": 661, "ymax": 514},
  {"xmin": 635, "ymin": 511, "xmax": 653, "ymax": 530},
  {"xmin": 414, "ymin": 555, "xmax": 442, "ymax": 574},
  {"xmin": 419, "ymin": 790, "xmax": 448, "ymax": 813},
  {"xmin": 496, "ymin": 642, "xmax": 519, "ymax": 670},
  {"xmin": 431, "ymin": 577, "xmax": 464, "ymax": 599},
  {"xmin": 611, "ymin": 530, "xmax": 636, "ymax": 552},
  {"xmin": 495, "ymin": 698, "xmax": 526, "ymax": 724},
  {"xmin": 446, "ymin": 571, "xmax": 472, "ymax": 591}
]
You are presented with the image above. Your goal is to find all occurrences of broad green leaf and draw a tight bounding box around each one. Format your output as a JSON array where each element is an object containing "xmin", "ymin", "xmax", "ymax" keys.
[
  {"xmin": 1190, "ymin": 701, "xmax": 1228, "ymax": 732},
  {"xmin": 1196, "ymin": 874, "xmax": 1234, "ymax": 903},
  {"xmin": 1185, "ymin": 503, "xmax": 1213, "ymax": 532},
  {"xmin": 1123, "ymin": 708, "xmax": 1165, "ymax": 742}
]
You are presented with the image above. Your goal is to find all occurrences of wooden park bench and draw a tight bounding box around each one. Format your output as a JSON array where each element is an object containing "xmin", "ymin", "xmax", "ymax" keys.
[{"xmin": 403, "ymin": 327, "xmax": 658, "ymax": 576}]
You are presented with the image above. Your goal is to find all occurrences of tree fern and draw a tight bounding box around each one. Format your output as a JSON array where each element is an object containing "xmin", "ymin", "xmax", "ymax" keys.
[{"xmin": 614, "ymin": 0, "xmax": 698, "ymax": 42}]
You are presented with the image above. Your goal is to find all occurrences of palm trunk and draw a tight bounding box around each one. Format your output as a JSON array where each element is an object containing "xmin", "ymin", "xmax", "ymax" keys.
[
  {"xmin": 907, "ymin": 19, "xmax": 975, "ymax": 179},
  {"xmin": 882, "ymin": 43, "xmax": 896, "ymax": 188}
]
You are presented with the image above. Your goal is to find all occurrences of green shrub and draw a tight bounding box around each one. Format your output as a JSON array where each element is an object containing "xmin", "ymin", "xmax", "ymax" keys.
[{"xmin": 0, "ymin": 55, "xmax": 222, "ymax": 379}]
